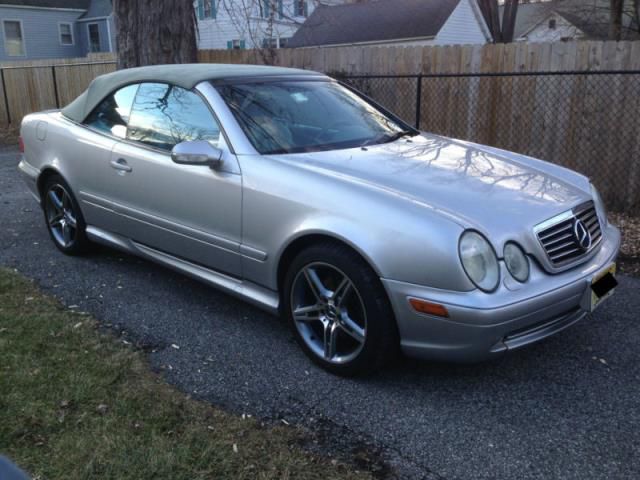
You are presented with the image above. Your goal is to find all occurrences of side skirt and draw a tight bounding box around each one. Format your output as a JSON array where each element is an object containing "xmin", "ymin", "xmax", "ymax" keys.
[{"xmin": 85, "ymin": 225, "xmax": 280, "ymax": 315}]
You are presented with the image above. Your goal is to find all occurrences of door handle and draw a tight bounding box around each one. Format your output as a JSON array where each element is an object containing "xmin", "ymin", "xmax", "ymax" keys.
[{"xmin": 110, "ymin": 158, "xmax": 132, "ymax": 173}]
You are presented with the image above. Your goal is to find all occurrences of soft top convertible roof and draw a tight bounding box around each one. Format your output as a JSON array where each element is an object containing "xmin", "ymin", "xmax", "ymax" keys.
[{"xmin": 61, "ymin": 63, "xmax": 325, "ymax": 123}]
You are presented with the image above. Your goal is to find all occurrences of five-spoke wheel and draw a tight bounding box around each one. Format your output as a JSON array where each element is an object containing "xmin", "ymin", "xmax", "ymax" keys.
[
  {"xmin": 291, "ymin": 262, "xmax": 367, "ymax": 364},
  {"xmin": 284, "ymin": 241, "xmax": 399, "ymax": 376},
  {"xmin": 42, "ymin": 175, "xmax": 90, "ymax": 254}
]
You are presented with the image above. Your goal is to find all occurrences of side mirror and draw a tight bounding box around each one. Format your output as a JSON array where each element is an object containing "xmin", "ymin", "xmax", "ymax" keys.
[{"xmin": 171, "ymin": 140, "xmax": 223, "ymax": 169}]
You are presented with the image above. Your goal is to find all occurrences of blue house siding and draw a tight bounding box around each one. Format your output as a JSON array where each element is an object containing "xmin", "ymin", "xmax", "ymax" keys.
[{"xmin": 0, "ymin": 6, "xmax": 86, "ymax": 61}]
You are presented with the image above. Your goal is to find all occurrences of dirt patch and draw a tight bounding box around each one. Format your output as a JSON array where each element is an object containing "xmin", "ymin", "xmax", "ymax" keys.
[
  {"xmin": 610, "ymin": 212, "xmax": 640, "ymax": 277},
  {"xmin": 0, "ymin": 126, "xmax": 19, "ymax": 147}
]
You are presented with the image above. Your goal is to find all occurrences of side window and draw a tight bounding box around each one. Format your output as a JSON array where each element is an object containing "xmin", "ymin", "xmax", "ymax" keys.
[
  {"xmin": 84, "ymin": 84, "xmax": 139, "ymax": 139},
  {"xmin": 127, "ymin": 83, "xmax": 221, "ymax": 152}
]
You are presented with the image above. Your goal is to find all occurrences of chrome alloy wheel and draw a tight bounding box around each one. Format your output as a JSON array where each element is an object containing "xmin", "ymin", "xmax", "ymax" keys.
[
  {"xmin": 290, "ymin": 262, "xmax": 367, "ymax": 364},
  {"xmin": 45, "ymin": 184, "xmax": 78, "ymax": 248}
]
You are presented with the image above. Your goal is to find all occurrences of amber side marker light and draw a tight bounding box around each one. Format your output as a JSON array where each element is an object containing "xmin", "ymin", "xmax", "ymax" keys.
[
  {"xmin": 409, "ymin": 298, "xmax": 449, "ymax": 318},
  {"xmin": 18, "ymin": 136, "xmax": 24, "ymax": 153}
]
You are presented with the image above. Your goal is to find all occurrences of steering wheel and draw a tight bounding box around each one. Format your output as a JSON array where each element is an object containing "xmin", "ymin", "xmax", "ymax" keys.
[{"xmin": 311, "ymin": 120, "xmax": 354, "ymax": 143}]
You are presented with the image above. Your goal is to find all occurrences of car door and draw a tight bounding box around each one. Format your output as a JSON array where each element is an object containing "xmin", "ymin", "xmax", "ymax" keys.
[
  {"xmin": 104, "ymin": 83, "xmax": 242, "ymax": 277},
  {"xmin": 75, "ymin": 83, "xmax": 140, "ymax": 233}
]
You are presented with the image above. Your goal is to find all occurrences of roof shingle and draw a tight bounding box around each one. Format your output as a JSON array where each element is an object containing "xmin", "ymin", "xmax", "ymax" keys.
[
  {"xmin": 288, "ymin": 0, "xmax": 461, "ymax": 48},
  {"xmin": 0, "ymin": 0, "xmax": 90, "ymax": 8}
]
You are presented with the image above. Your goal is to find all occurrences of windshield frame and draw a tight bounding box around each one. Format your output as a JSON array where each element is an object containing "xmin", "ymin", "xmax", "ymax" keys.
[{"xmin": 211, "ymin": 77, "xmax": 419, "ymax": 155}]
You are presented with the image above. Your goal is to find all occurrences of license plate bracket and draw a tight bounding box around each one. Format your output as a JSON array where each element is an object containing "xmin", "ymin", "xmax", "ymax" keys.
[{"xmin": 590, "ymin": 263, "xmax": 617, "ymax": 311}]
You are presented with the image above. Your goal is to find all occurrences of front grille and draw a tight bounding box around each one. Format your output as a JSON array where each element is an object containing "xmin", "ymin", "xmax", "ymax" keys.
[{"xmin": 536, "ymin": 201, "xmax": 602, "ymax": 267}]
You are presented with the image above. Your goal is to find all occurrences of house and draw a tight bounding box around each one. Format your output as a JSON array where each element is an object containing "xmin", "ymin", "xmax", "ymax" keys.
[
  {"xmin": 287, "ymin": 0, "xmax": 492, "ymax": 48},
  {"xmin": 195, "ymin": 0, "xmax": 349, "ymax": 50},
  {"xmin": 0, "ymin": 0, "xmax": 115, "ymax": 62},
  {"xmin": 507, "ymin": 0, "xmax": 640, "ymax": 42}
]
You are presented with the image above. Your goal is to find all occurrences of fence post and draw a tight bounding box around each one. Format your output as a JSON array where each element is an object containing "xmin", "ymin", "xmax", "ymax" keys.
[
  {"xmin": 415, "ymin": 74, "xmax": 422, "ymax": 129},
  {"xmin": 0, "ymin": 68, "xmax": 10, "ymax": 125},
  {"xmin": 51, "ymin": 65, "xmax": 60, "ymax": 108}
]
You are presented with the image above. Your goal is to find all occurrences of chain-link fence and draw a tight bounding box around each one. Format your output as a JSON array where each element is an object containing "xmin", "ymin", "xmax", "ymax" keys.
[{"xmin": 340, "ymin": 71, "xmax": 640, "ymax": 215}]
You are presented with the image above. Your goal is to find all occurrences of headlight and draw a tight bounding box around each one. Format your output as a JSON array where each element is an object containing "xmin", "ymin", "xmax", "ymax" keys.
[
  {"xmin": 503, "ymin": 242, "xmax": 529, "ymax": 282},
  {"xmin": 590, "ymin": 183, "xmax": 608, "ymax": 227},
  {"xmin": 459, "ymin": 231, "xmax": 500, "ymax": 292}
]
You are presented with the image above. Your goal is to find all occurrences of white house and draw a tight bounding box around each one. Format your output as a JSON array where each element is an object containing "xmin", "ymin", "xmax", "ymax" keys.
[
  {"xmin": 195, "ymin": 0, "xmax": 348, "ymax": 50},
  {"xmin": 287, "ymin": 0, "xmax": 492, "ymax": 48},
  {"xmin": 507, "ymin": 0, "xmax": 640, "ymax": 43}
]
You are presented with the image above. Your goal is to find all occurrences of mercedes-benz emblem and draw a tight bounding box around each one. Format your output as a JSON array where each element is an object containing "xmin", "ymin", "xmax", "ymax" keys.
[{"xmin": 573, "ymin": 219, "xmax": 592, "ymax": 251}]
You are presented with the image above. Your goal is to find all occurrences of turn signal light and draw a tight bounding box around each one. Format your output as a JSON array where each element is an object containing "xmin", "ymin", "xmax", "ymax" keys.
[
  {"xmin": 409, "ymin": 298, "xmax": 449, "ymax": 318},
  {"xmin": 18, "ymin": 136, "xmax": 24, "ymax": 153}
]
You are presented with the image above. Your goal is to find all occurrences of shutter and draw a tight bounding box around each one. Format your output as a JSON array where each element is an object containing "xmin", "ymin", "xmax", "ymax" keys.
[
  {"xmin": 211, "ymin": 0, "xmax": 217, "ymax": 18},
  {"xmin": 278, "ymin": 0, "xmax": 283, "ymax": 19},
  {"xmin": 240, "ymin": 39, "xmax": 246, "ymax": 49},
  {"xmin": 197, "ymin": 0, "xmax": 204, "ymax": 20},
  {"xmin": 227, "ymin": 40, "xmax": 233, "ymax": 50},
  {"xmin": 303, "ymin": 0, "xmax": 308, "ymax": 17}
]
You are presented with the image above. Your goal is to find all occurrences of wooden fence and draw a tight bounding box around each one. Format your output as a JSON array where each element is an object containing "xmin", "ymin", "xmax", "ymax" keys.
[
  {"xmin": 3, "ymin": 41, "xmax": 639, "ymax": 127},
  {"xmin": 1, "ymin": 42, "xmax": 639, "ymax": 211}
]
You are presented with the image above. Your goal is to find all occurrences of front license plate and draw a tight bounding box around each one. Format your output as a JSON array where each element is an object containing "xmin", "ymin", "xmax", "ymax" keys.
[{"xmin": 590, "ymin": 263, "xmax": 618, "ymax": 311}]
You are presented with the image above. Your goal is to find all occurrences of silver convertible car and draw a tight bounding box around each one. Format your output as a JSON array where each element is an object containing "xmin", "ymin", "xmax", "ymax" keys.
[{"xmin": 19, "ymin": 64, "xmax": 620, "ymax": 375}]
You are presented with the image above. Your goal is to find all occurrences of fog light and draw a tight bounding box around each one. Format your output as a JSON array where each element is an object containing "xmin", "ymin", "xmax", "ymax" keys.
[{"xmin": 409, "ymin": 298, "xmax": 449, "ymax": 318}]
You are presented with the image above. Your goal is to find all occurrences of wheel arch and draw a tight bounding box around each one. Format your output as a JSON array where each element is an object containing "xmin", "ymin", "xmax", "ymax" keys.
[
  {"xmin": 275, "ymin": 231, "xmax": 384, "ymax": 294},
  {"xmin": 36, "ymin": 167, "xmax": 66, "ymax": 202}
]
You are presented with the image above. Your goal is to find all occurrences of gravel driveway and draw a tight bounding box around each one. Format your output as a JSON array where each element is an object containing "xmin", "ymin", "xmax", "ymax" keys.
[{"xmin": 2, "ymin": 147, "xmax": 639, "ymax": 480}]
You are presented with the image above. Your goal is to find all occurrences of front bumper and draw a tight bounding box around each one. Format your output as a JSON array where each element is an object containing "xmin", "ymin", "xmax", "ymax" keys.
[{"xmin": 383, "ymin": 224, "xmax": 621, "ymax": 362}]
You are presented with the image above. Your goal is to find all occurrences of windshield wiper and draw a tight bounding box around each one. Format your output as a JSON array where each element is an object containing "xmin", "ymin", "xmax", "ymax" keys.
[{"xmin": 383, "ymin": 130, "xmax": 416, "ymax": 144}]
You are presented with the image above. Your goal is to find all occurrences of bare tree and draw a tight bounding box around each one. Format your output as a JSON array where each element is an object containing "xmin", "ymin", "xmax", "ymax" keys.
[
  {"xmin": 544, "ymin": 0, "xmax": 640, "ymax": 40},
  {"xmin": 220, "ymin": 0, "xmax": 328, "ymax": 64},
  {"xmin": 478, "ymin": 0, "xmax": 521, "ymax": 43},
  {"xmin": 114, "ymin": 0, "xmax": 199, "ymax": 69}
]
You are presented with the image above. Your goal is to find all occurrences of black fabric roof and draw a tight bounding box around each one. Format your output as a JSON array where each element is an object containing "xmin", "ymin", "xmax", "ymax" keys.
[
  {"xmin": 0, "ymin": 0, "xmax": 89, "ymax": 9},
  {"xmin": 288, "ymin": 0, "xmax": 461, "ymax": 48}
]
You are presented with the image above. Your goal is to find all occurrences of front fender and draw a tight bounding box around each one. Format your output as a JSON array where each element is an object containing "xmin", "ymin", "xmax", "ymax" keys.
[{"xmin": 239, "ymin": 154, "xmax": 474, "ymax": 292}]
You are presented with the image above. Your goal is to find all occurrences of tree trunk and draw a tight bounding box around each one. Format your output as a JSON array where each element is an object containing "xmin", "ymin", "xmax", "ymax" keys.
[
  {"xmin": 609, "ymin": 0, "xmax": 624, "ymax": 40},
  {"xmin": 478, "ymin": 0, "xmax": 520, "ymax": 43},
  {"xmin": 502, "ymin": 0, "xmax": 520, "ymax": 43},
  {"xmin": 114, "ymin": 0, "xmax": 199, "ymax": 69},
  {"xmin": 478, "ymin": 0, "xmax": 503, "ymax": 43}
]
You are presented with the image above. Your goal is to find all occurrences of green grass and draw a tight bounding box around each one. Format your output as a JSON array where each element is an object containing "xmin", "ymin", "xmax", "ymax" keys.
[{"xmin": 0, "ymin": 268, "xmax": 371, "ymax": 480}]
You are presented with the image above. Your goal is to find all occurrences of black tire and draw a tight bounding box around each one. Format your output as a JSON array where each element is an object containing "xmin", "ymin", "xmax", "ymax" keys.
[
  {"xmin": 283, "ymin": 241, "xmax": 399, "ymax": 376},
  {"xmin": 42, "ymin": 174, "xmax": 91, "ymax": 255}
]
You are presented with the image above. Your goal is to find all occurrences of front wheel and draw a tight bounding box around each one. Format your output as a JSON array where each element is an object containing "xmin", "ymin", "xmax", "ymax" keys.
[{"xmin": 283, "ymin": 242, "xmax": 399, "ymax": 376}]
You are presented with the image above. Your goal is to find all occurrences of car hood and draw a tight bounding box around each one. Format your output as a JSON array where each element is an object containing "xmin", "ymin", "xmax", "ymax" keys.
[{"xmin": 271, "ymin": 134, "xmax": 591, "ymax": 244}]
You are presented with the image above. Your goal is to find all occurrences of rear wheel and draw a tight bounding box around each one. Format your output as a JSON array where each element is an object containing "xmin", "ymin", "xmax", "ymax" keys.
[
  {"xmin": 283, "ymin": 242, "xmax": 399, "ymax": 376},
  {"xmin": 42, "ymin": 175, "xmax": 91, "ymax": 255}
]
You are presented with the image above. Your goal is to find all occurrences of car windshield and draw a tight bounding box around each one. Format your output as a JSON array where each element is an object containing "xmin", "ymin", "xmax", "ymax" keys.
[{"xmin": 215, "ymin": 80, "xmax": 415, "ymax": 154}]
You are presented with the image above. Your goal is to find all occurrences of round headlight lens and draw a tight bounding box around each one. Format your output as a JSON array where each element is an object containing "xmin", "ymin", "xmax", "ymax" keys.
[
  {"xmin": 503, "ymin": 242, "xmax": 529, "ymax": 283},
  {"xmin": 590, "ymin": 183, "xmax": 608, "ymax": 227},
  {"xmin": 459, "ymin": 231, "xmax": 500, "ymax": 292}
]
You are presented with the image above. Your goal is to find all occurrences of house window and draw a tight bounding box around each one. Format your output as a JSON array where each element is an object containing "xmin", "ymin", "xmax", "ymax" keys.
[
  {"xmin": 279, "ymin": 37, "xmax": 290, "ymax": 48},
  {"xmin": 262, "ymin": 37, "xmax": 278, "ymax": 49},
  {"xmin": 548, "ymin": 18, "xmax": 557, "ymax": 29},
  {"xmin": 261, "ymin": 0, "xmax": 271, "ymax": 18},
  {"xmin": 227, "ymin": 39, "xmax": 246, "ymax": 50},
  {"xmin": 3, "ymin": 20, "xmax": 24, "ymax": 57},
  {"xmin": 59, "ymin": 23, "xmax": 74, "ymax": 46},
  {"xmin": 197, "ymin": 0, "xmax": 216, "ymax": 20},
  {"xmin": 293, "ymin": 0, "xmax": 308, "ymax": 17},
  {"xmin": 88, "ymin": 23, "xmax": 101, "ymax": 52}
]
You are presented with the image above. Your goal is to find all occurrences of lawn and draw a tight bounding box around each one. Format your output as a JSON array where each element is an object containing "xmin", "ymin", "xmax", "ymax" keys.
[{"xmin": 0, "ymin": 268, "xmax": 371, "ymax": 480}]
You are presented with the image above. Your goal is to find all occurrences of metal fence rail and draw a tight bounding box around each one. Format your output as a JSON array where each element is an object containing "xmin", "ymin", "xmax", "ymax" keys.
[{"xmin": 340, "ymin": 71, "xmax": 640, "ymax": 214}]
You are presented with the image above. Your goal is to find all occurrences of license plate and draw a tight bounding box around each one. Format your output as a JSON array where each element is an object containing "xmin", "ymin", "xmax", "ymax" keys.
[{"xmin": 590, "ymin": 263, "xmax": 618, "ymax": 311}]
